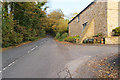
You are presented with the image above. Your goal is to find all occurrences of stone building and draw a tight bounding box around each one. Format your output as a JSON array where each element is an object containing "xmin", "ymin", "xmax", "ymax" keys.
[{"xmin": 68, "ymin": 0, "xmax": 120, "ymax": 44}]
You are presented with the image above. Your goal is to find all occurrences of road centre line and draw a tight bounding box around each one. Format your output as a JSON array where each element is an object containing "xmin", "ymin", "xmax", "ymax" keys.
[{"xmin": 1, "ymin": 45, "xmax": 39, "ymax": 73}]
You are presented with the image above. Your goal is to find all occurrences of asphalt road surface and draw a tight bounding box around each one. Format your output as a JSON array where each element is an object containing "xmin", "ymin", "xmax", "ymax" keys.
[{"xmin": 2, "ymin": 37, "xmax": 118, "ymax": 78}]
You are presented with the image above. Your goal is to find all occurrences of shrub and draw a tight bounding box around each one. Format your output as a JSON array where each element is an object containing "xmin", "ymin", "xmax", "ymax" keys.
[
  {"xmin": 112, "ymin": 27, "xmax": 120, "ymax": 36},
  {"xmin": 60, "ymin": 33, "xmax": 68, "ymax": 41},
  {"xmin": 64, "ymin": 35, "xmax": 80, "ymax": 43},
  {"xmin": 9, "ymin": 33, "xmax": 23, "ymax": 46},
  {"xmin": 55, "ymin": 32, "xmax": 61, "ymax": 39},
  {"xmin": 75, "ymin": 35, "xmax": 80, "ymax": 38},
  {"xmin": 2, "ymin": 32, "xmax": 23, "ymax": 47},
  {"xmin": 64, "ymin": 36, "xmax": 76, "ymax": 43},
  {"xmin": 93, "ymin": 33, "xmax": 102, "ymax": 37},
  {"xmin": 40, "ymin": 29, "xmax": 46, "ymax": 37},
  {"xmin": 55, "ymin": 33, "xmax": 68, "ymax": 41},
  {"xmin": 29, "ymin": 37, "xmax": 38, "ymax": 41},
  {"xmin": 58, "ymin": 38, "xmax": 64, "ymax": 41},
  {"xmin": 2, "ymin": 36, "xmax": 11, "ymax": 48}
]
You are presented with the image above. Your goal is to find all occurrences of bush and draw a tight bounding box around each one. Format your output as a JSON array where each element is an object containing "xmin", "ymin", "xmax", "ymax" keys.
[
  {"xmin": 112, "ymin": 27, "xmax": 120, "ymax": 36},
  {"xmin": 61, "ymin": 33, "xmax": 68, "ymax": 39},
  {"xmin": 60, "ymin": 33, "xmax": 68, "ymax": 41},
  {"xmin": 29, "ymin": 37, "xmax": 38, "ymax": 41},
  {"xmin": 93, "ymin": 33, "xmax": 102, "ymax": 37},
  {"xmin": 55, "ymin": 32, "xmax": 61, "ymax": 39},
  {"xmin": 55, "ymin": 32, "xmax": 68, "ymax": 41},
  {"xmin": 64, "ymin": 35, "xmax": 80, "ymax": 43},
  {"xmin": 39, "ymin": 29, "xmax": 46, "ymax": 37},
  {"xmin": 2, "ymin": 32, "xmax": 23, "ymax": 47},
  {"xmin": 2, "ymin": 37, "xmax": 11, "ymax": 48},
  {"xmin": 9, "ymin": 33, "xmax": 23, "ymax": 46},
  {"xmin": 64, "ymin": 36, "xmax": 76, "ymax": 43},
  {"xmin": 75, "ymin": 35, "xmax": 80, "ymax": 38}
]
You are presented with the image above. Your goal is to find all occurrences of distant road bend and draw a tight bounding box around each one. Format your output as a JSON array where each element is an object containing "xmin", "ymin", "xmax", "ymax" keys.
[{"xmin": 2, "ymin": 37, "xmax": 118, "ymax": 78}]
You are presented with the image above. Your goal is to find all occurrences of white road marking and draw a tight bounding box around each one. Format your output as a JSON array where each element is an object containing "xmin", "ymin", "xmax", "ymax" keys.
[
  {"xmin": 2, "ymin": 61, "xmax": 16, "ymax": 72},
  {"xmin": 31, "ymin": 48, "xmax": 35, "ymax": 51},
  {"xmin": 2, "ymin": 45, "xmax": 39, "ymax": 72},
  {"xmin": 31, "ymin": 46, "xmax": 38, "ymax": 51},
  {"xmin": 28, "ymin": 51, "xmax": 30, "ymax": 53},
  {"xmin": 28, "ymin": 46, "xmax": 38, "ymax": 53},
  {"xmin": 8, "ymin": 61, "xmax": 15, "ymax": 67},
  {"xmin": 3, "ymin": 67, "xmax": 7, "ymax": 71}
]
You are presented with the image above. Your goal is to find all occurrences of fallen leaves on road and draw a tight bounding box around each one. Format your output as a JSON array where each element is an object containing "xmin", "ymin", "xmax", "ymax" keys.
[{"xmin": 83, "ymin": 53, "xmax": 119, "ymax": 78}]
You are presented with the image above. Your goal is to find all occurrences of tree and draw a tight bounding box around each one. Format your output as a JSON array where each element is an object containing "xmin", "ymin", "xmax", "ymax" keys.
[
  {"xmin": 46, "ymin": 9, "xmax": 68, "ymax": 35},
  {"xmin": 48, "ymin": 9, "xmax": 64, "ymax": 20},
  {"xmin": 2, "ymin": 2, "xmax": 48, "ymax": 48},
  {"xmin": 52, "ymin": 19, "xmax": 68, "ymax": 34},
  {"xmin": 72, "ymin": 12, "xmax": 78, "ymax": 18}
]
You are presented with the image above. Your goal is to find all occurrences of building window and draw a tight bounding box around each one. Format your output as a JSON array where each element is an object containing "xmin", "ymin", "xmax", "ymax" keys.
[{"xmin": 82, "ymin": 22, "xmax": 88, "ymax": 30}]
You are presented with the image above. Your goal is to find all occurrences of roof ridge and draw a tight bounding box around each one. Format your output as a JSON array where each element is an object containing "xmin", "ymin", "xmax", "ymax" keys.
[{"xmin": 68, "ymin": 0, "xmax": 96, "ymax": 24}]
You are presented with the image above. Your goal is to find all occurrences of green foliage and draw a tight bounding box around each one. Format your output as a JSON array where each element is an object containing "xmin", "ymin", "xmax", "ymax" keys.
[
  {"xmin": 55, "ymin": 32, "xmax": 61, "ymax": 39},
  {"xmin": 9, "ymin": 32, "xmax": 23, "ymax": 46},
  {"xmin": 64, "ymin": 35, "xmax": 80, "ymax": 43},
  {"xmin": 56, "ymin": 33, "xmax": 68, "ymax": 41},
  {"xmin": 29, "ymin": 37, "xmax": 38, "ymax": 41},
  {"xmin": 2, "ymin": 2, "xmax": 68, "ymax": 48},
  {"xmin": 47, "ymin": 9, "xmax": 68, "ymax": 35},
  {"xmin": 52, "ymin": 19, "xmax": 68, "ymax": 34},
  {"xmin": 2, "ymin": 2, "xmax": 48, "ymax": 48},
  {"xmin": 75, "ymin": 35, "xmax": 80, "ymax": 38},
  {"xmin": 61, "ymin": 33, "xmax": 68, "ymax": 39},
  {"xmin": 64, "ymin": 36, "xmax": 76, "ymax": 43},
  {"xmin": 93, "ymin": 33, "xmax": 102, "ymax": 37},
  {"xmin": 2, "ymin": 32, "xmax": 23, "ymax": 47},
  {"xmin": 112, "ymin": 27, "xmax": 120, "ymax": 36},
  {"xmin": 97, "ymin": 33, "xmax": 102, "ymax": 37},
  {"xmin": 48, "ymin": 9, "xmax": 64, "ymax": 20},
  {"xmin": 39, "ymin": 29, "xmax": 46, "ymax": 37}
]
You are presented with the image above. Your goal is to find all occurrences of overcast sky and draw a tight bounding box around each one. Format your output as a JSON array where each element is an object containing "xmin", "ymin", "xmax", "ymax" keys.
[{"xmin": 47, "ymin": 0, "xmax": 94, "ymax": 19}]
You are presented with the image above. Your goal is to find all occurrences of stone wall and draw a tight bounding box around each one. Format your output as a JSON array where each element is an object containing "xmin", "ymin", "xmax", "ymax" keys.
[
  {"xmin": 69, "ymin": 0, "xmax": 120, "ymax": 44},
  {"xmin": 105, "ymin": 36, "xmax": 120, "ymax": 44},
  {"xmin": 68, "ymin": 19, "xmax": 81, "ymax": 36},
  {"xmin": 107, "ymin": 0, "xmax": 119, "ymax": 37},
  {"xmin": 79, "ymin": 19, "xmax": 95, "ymax": 43},
  {"xmin": 69, "ymin": 1, "xmax": 108, "ymax": 37},
  {"xmin": 119, "ymin": 1, "xmax": 120, "ymax": 27}
]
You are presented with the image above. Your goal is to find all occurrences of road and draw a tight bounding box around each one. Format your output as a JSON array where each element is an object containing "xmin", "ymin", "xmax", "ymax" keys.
[{"xmin": 2, "ymin": 37, "xmax": 118, "ymax": 78}]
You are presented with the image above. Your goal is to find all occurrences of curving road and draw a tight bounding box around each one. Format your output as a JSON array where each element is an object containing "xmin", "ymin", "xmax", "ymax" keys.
[{"xmin": 2, "ymin": 37, "xmax": 118, "ymax": 78}]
